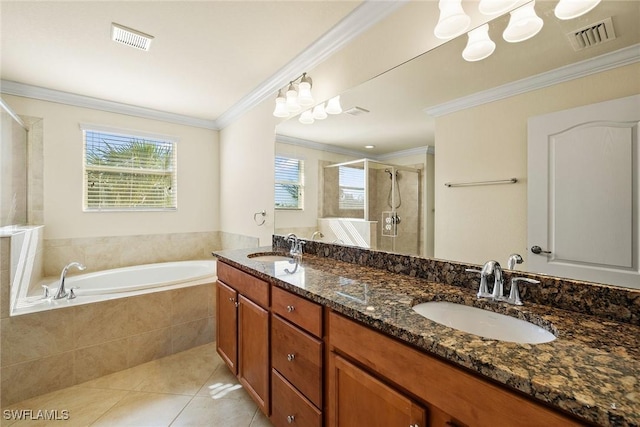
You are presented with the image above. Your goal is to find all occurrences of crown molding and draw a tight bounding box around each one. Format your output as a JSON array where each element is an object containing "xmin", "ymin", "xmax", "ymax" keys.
[
  {"xmin": 276, "ymin": 134, "xmax": 433, "ymax": 160},
  {"xmin": 426, "ymin": 43, "xmax": 640, "ymax": 117},
  {"xmin": 0, "ymin": 80, "xmax": 220, "ymax": 130},
  {"xmin": 215, "ymin": 0, "xmax": 409, "ymax": 129}
]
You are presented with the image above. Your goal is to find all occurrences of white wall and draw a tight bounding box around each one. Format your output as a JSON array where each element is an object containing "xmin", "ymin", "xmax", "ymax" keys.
[
  {"xmin": 434, "ymin": 63, "xmax": 640, "ymax": 268},
  {"xmin": 3, "ymin": 95, "xmax": 219, "ymax": 240}
]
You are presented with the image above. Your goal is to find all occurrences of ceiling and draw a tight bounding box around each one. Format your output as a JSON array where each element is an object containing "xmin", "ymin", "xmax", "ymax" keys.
[
  {"xmin": 276, "ymin": 0, "xmax": 640, "ymax": 155},
  {"xmin": 0, "ymin": 0, "xmax": 366, "ymax": 124}
]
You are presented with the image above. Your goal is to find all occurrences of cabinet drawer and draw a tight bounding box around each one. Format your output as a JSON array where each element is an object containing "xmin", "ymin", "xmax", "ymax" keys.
[
  {"xmin": 217, "ymin": 261, "xmax": 269, "ymax": 308},
  {"xmin": 272, "ymin": 314, "xmax": 323, "ymax": 408},
  {"xmin": 271, "ymin": 369, "xmax": 322, "ymax": 427},
  {"xmin": 272, "ymin": 286, "xmax": 322, "ymax": 337}
]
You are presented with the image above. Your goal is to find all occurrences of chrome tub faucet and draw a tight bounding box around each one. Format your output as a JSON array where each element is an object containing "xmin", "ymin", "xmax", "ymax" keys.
[{"xmin": 53, "ymin": 262, "xmax": 86, "ymax": 300}]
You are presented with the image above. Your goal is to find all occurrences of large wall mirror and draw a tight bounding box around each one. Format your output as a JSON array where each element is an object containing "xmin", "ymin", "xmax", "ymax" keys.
[{"xmin": 274, "ymin": 0, "xmax": 640, "ymax": 289}]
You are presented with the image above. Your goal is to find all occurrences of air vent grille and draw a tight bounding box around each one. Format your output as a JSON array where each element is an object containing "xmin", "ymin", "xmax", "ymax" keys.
[
  {"xmin": 567, "ymin": 17, "xmax": 616, "ymax": 51},
  {"xmin": 111, "ymin": 23, "xmax": 154, "ymax": 51},
  {"xmin": 344, "ymin": 106, "xmax": 370, "ymax": 116}
]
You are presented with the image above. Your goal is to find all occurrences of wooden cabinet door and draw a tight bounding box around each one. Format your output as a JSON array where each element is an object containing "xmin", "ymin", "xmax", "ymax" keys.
[
  {"xmin": 216, "ymin": 281, "xmax": 238, "ymax": 374},
  {"xmin": 330, "ymin": 354, "xmax": 426, "ymax": 427},
  {"xmin": 238, "ymin": 294, "xmax": 270, "ymax": 415}
]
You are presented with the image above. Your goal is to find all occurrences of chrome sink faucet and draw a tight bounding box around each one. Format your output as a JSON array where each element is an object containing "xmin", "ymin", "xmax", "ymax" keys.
[
  {"xmin": 286, "ymin": 233, "xmax": 305, "ymax": 259},
  {"xmin": 466, "ymin": 260, "xmax": 504, "ymax": 301},
  {"xmin": 53, "ymin": 262, "xmax": 86, "ymax": 300}
]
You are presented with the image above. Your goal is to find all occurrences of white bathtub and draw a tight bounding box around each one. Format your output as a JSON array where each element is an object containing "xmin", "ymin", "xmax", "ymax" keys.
[{"xmin": 11, "ymin": 260, "xmax": 217, "ymax": 316}]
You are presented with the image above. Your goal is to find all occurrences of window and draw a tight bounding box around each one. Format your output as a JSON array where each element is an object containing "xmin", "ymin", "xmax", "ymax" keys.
[
  {"xmin": 339, "ymin": 165, "xmax": 365, "ymax": 210},
  {"xmin": 82, "ymin": 126, "xmax": 177, "ymax": 211},
  {"xmin": 275, "ymin": 155, "xmax": 304, "ymax": 210}
]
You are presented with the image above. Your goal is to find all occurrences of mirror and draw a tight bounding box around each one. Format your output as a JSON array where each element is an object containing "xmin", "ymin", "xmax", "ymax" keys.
[{"xmin": 275, "ymin": 1, "xmax": 640, "ymax": 287}]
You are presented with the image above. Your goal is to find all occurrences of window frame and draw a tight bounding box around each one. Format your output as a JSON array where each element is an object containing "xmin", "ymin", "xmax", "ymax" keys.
[{"xmin": 81, "ymin": 123, "xmax": 178, "ymax": 212}]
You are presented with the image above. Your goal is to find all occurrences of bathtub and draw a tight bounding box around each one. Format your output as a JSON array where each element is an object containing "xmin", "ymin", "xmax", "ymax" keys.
[{"xmin": 11, "ymin": 260, "xmax": 217, "ymax": 316}]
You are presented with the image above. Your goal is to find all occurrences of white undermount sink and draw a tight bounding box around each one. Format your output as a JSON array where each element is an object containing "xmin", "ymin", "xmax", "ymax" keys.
[
  {"xmin": 247, "ymin": 253, "xmax": 293, "ymax": 262},
  {"xmin": 412, "ymin": 301, "xmax": 556, "ymax": 344}
]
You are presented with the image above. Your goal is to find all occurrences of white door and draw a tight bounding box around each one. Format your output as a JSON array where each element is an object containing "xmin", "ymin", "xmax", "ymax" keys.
[{"xmin": 528, "ymin": 94, "xmax": 640, "ymax": 288}]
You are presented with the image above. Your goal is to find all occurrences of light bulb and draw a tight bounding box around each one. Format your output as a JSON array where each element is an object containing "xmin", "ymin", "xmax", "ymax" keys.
[
  {"xmin": 325, "ymin": 96, "xmax": 342, "ymax": 115},
  {"xmin": 272, "ymin": 90, "xmax": 289, "ymax": 118},
  {"xmin": 554, "ymin": 0, "xmax": 601, "ymax": 20},
  {"xmin": 434, "ymin": 0, "xmax": 471, "ymax": 40},
  {"xmin": 462, "ymin": 24, "xmax": 496, "ymax": 62},
  {"xmin": 299, "ymin": 110, "xmax": 314, "ymax": 125},
  {"xmin": 285, "ymin": 83, "xmax": 300, "ymax": 113},
  {"xmin": 503, "ymin": 1, "xmax": 543, "ymax": 43},
  {"xmin": 312, "ymin": 103, "xmax": 327, "ymax": 120},
  {"xmin": 298, "ymin": 74, "xmax": 314, "ymax": 107}
]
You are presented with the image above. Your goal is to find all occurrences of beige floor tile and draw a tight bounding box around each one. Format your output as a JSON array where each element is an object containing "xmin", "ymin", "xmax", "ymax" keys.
[
  {"xmin": 196, "ymin": 364, "xmax": 251, "ymax": 402},
  {"xmin": 250, "ymin": 408, "xmax": 274, "ymax": 427},
  {"xmin": 75, "ymin": 359, "xmax": 158, "ymax": 391},
  {"xmin": 90, "ymin": 391, "xmax": 191, "ymax": 427},
  {"xmin": 170, "ymin": 395, "xmax": 257, "ymax": 427},
  {"xmin": 2, "ymin": 386, "xmax": 128, "ymax": 427}
]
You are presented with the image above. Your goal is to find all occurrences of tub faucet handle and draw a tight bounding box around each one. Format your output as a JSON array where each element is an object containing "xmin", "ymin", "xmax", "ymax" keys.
[
  {"xmin": 68, "ymin": 287, "xmax": 79, "ymax": 300},
  {"xmin": 42, "ymin": 285, "xmax": 50, "ymax": 299}
]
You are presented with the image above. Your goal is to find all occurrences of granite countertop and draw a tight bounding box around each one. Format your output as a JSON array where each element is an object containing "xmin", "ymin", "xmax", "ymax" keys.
[{"xmin": 213, "ymin": 247, "xmax": 640, "ymax": 427}]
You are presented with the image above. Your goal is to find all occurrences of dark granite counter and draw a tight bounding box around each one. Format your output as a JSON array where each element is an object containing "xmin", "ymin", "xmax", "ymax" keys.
[{"xmin": 212, "ymin": 246, "xmax": 640, "ymax": 427}]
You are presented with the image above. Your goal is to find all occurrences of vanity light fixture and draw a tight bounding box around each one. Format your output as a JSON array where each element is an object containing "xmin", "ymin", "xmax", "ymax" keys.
[
  {"xmin": 478, "ymin": 0, "xmax": 520, "ymax": 16},
  {"xmin": 554, "ymin": 0, "xmax": 601, "ymax": 20},
  {"xmin": 325, "ymin": 95, "xmax": 343, "ymax": 115},
  {"xmin": 434, "ymin": 0, "xmax": 471, "ymax": 40},
  {"xmin": 503, "ymin": 1, "xmax": 544, "ymax": 43},
  {"xmin": 462, "ymin": 24, "xmax": 496, "ymax": 62},
  {"xmin": 273, "ymin": 72, "xmax": 315, "ymax": 118}
]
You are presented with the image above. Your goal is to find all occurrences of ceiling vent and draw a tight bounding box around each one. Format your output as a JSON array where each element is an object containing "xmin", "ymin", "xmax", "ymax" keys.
[
  {"xmin": 111, "ymin": 23, "xmax": 154, "ymax": 51},
  {"xmin": 567, "ymin": 17, "xmax": 616, "ymax": 51},
  {"xmin": 344, "ymin": 106, "xmax": 370, "ymax": 116}
]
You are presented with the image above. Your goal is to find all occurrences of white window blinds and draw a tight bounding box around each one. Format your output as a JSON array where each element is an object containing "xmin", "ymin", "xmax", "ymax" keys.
[
  {"xmin": 339, "ymin": 165, "xmax": 365, "ymax": 210},
  {"xmin": 275, "ymin": 155, "xmax": 304, "ymax": 210},
  {"xmin": 83, "ymin": 128, "xmax": 177, "ymax": 211}
]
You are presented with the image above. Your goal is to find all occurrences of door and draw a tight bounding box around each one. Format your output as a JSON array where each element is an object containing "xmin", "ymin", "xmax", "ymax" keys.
[
  {"xmin": 238, "ymin": 294, "xmax": 270, "ymax": 415},
  {"xmin": 216, "ymin": 281, "xmax": 238, "ymax": 373},
  {"xmin": 528, "ymin": 94, "xmax": 640, "ymax": 288},
  {"xmin": 330, "ymin": 354, "xmax": 426, "ymax": 427}
]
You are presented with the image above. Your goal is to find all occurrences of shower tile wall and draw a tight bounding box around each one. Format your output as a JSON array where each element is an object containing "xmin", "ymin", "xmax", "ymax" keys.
[{"xmin": 0, "ymin": 111, "xmax": 27, "ymax": 227}]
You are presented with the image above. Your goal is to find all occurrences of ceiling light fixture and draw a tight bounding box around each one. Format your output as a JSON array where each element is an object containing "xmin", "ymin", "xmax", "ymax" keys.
[
  {"xmin": 462, "ymin": 24, "xmax": 496, "ymax": 62},
  {"xmin": 478, "ymin": 0, "xmax": 520, "ymax": 16},
  {"xmin": 434, "ymin": 0, "xmax": 471, "ymax": 40},
  {"xmin": 273, "ymin": 72, "xmax": 314, "ymax": 118},
  {"xmin": 554, "ymin": 0, "xmax": 601, "ymax": 20},
  {"xmin": 503, "ymin": 1, "xmax": 544, "ymax": 42},
  {"xmin": 111, "ymin": 23, "xmax": 154, "ymax": 51}
]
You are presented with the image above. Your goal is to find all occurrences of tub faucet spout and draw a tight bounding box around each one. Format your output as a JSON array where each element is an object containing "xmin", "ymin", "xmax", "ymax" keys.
[{"xmin": 54, "ymin": 262, "xmax": 86, "ymax": 300}]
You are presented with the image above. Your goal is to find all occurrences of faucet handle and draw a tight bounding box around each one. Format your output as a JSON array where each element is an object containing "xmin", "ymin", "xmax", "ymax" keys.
[
  {"xmin": 68, "ymin": 287, "xmax": 79, "ymax": 300},
  {"xmin": 508, "ymin": 277, "xmax": 540, "ymax": 305},
  {"xmin": 42, "ymin": 285, "xmax": 50, "ymax": 299},
  {"xmin": 465, "ymin": 269, "xmax": 491, "ymax": 298}
]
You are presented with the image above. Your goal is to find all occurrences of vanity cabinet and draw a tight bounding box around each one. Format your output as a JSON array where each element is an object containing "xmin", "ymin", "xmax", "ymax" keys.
[
  {"xmin": 270, "ymin": 286, "xmax": 323, "ymax": 427},
  {"xmin": 216, "ymin": 261, "xmax": 270, "ymax": 415},
  {"xmin": 327, "ymin": 311, "xmax": 583, "ymax": 427}
]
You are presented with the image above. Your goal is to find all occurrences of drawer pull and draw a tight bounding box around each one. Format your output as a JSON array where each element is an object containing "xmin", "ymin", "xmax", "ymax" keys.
[
  {"xmin": 287, "ymin": 415, "xmax": 295, "ymax": 424},
  {"xmin": 287, "ymin": 353, "xmax": 296, "ymax": 362},
  {"xmin": 287, "ymin": 305, "xmax": 295, "ymax": 312}
]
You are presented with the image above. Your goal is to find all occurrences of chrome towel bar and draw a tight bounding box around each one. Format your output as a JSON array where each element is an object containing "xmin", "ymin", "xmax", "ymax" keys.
[{"xmin": 444, "ymin": 178, "xmax": 518, "ymax": 188}]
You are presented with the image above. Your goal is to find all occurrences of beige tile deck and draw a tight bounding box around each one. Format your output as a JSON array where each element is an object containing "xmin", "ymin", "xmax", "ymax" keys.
[{"xmin": 1, "ymin": 343, "xmax": 273, "ymax": 427}]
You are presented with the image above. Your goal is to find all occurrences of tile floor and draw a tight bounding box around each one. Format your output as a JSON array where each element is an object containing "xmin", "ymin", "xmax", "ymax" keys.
[{"xmin": 1, "ymin": 343, "xmax": 273, "ymax": 426}]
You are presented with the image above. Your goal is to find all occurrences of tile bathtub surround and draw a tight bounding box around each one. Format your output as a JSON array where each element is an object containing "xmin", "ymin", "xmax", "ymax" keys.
[
  {"xmin": 1, "ymin": 343, "xmax": 272, "ymax": 427},
  {"xmin": 0, "ymin": 282, "xmax": 215, "ymax": 407},
  {"xmin": 273, "ymin": 235, "xmax": 640, "ymax": 326}
]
